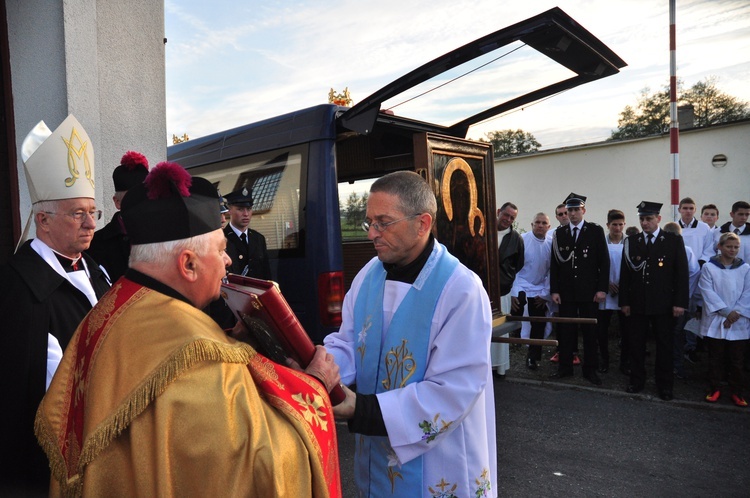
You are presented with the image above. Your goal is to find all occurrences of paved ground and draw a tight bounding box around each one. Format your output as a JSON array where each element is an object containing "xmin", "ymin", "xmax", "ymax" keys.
[
  {"xmin": 503, "ymin": 315, "xmax": 734, "ymax": 405},
  {"xmin": 335, "ymin": 318, "xmax": 749, "ymax": 496}
]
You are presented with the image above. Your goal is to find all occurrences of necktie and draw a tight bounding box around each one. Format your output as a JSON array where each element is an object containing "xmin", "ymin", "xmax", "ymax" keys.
[
  {"xmin": 647, "ymin": 234, "xmax": 654, "ymax": 247},
  {"xmin": 734, "ymin": 228, "xmax": 741, "ymax": 235},
  {"xmin": 240, "ymin": 232, "xmax": 248, "ymax": 248},
  {"xmin": 572, "ymin": 226, "xmax": 579, "ymax": 242}
]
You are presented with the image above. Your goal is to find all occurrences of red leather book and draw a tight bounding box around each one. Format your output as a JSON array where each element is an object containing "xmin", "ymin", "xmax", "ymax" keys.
[{"xmin": 221, "ymin": 274, "xmax": 345, "ymax": 405}]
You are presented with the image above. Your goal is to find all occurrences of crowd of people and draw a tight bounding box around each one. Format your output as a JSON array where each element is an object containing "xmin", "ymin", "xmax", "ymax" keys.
[
  {"xmin": 2, "ymin": 114, "xmax": 746, "ymax": 497},
  {"xmin": 499, "ymin": 194, "xmax": 750, "ymax": 406},
  {"xmin": 1, "ymin": 116, "xmax": 497, "ymax": 497}
]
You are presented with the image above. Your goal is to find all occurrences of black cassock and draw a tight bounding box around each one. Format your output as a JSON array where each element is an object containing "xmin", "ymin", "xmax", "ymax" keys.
[{"xmin": 0, "ymin": 241, "xmax": 110, "ymax": 496}]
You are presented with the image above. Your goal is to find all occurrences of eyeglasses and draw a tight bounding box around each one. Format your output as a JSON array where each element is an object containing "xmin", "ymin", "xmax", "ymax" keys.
[
  {"xmin": 361, "ymin": 214, "xmax": 421, "ymax": 233},
  {"xmin": 44, "ymin": 210, "xmax": 102, "ymax": 224}
]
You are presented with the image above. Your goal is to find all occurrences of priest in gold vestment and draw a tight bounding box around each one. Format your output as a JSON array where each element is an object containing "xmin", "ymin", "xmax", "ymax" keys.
[{"xmin": 35, "ymin": 162, "xmax": 342, "ymax": 497}]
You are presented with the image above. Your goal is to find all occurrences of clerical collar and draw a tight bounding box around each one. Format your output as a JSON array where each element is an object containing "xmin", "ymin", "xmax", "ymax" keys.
[
  {"xmin": 53, "ymin": 251, "xmax": 81, "ymax": 272},
  {"xmin": 125, "ymin": 268, "xmax": 193, "ymax": 306},
  {"xmin": 382, "ymin": 235, "xmax": 435, "ymax": 284}
]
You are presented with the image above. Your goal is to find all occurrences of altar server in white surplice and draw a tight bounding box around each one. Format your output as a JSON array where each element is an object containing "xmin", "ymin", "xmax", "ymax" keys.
[
  {"xmin": 511, "ymin": 213, "xmax": 553, "ymax": 371},
  {"xmin": 325, "ymin": 171, "xmax": 497, "ymax": 498},
  {"xmin": 698, "ymin": 232, "xmax": 750, "ymax": 407}
]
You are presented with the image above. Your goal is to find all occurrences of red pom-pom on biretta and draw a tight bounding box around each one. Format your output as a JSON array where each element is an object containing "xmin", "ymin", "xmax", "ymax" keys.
[
  {"xmin": 145, "ymin": 161, "xmax": 192, "ymax": 200},
  {"xmin": 119, "ymin": 151, "xmax": 149, "ymax": 171}
]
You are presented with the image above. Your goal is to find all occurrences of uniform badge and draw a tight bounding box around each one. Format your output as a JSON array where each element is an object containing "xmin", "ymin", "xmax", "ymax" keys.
[{"xmin": 239, "ymin": 254, "xmax": 244, "ymax": 260}]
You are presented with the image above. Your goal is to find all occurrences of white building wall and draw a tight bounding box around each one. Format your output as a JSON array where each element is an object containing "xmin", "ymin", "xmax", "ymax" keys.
[
  {"xmin": 7, "ymin": 0, "xmax": 165, "ymax": 229},
  {"xmin": 494, "ymin": 121, "xmax": 750, "ymax": 232}
]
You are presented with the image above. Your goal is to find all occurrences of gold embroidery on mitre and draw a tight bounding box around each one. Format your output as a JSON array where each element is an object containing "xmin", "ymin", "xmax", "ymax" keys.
[
  {"xmin": 382, "ymin": 339, "xmax": 416, "ymax": 390},
  {"xmin": 61, "ymin": 126, "xmax": 94, "ymax": 189},
  {"xmin": 291, "ymin": 392, "xmax": 329, "ymax": 431}
]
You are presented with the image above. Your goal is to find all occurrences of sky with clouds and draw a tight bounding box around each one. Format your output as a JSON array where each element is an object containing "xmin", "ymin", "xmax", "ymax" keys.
[{"xmin": 165, "ymin": 0, "xmax": 750, "ymax": 150}]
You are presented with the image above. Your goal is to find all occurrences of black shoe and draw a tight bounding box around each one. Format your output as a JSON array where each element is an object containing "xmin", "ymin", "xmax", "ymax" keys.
[
  {"xmin": 584, "ymin": 372, "xmax": 603, "ymax": 386},
  {"xmin": 659, "ymin": 390, "xmax": 674, "ymax": 401},
  {"xmin": 684, "ymin": 350, "xmax": 699, "ymax": 364},
  {"xmin": 598, "ymin": 361, "xmax": 609, "ymax": 374},
  {"xmin": 626, "ymin": 384, "xmax": 643, "ymax": 394},
  {"xmin": 526, "ymin": 358, "xmax": 538, "ymax": 370},
  {"xmin": 619, "ymin": 364, "xmax": 631, "ymax": 376},
  {"xmin": 550, "ymin": 370, "xmax": 574, "ymax": 380}
]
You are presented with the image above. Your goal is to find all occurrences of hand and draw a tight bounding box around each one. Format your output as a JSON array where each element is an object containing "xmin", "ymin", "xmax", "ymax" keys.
[
  {"xmin": 510, "ymin": 296, "xmax": 521, "ymax": 313},
  {"xmin": 608, "ymin": 282, "xmax": 619, "ymax": 295},
  {"xmin": 532, "ymin": 296, "xmax": 547, "ymax": 308},
  {"xmin": 228, "ymin": 320, "xmax": 251, "ymax": 342},
  {"xmin": 673, "ymin": 306, "xmax": 685, "ymax": 318},
  {"xmin": 723, "ymin": 319, "xmax": 731, "ymax": 329},
  {"xmin": 594, "ymin": 291, "xmax": 607, "ymax": 304},
  {"xmin": 332, "ymin": 384, "xmax": 356, "ymax": 419},
  {"xmin": 301, "ymin": 346, "xmax": 341, "ymax": 393},
  {"xmin": 621, "ymin": 306, "xmax": 631, "ymax": 317},
  {"xmin": 551, "ymin": 293, "xmax": 561, "ymax": 305},
  {"xmin": 726, "ymin": 310, "xmax": 741, "ymax": 324}
]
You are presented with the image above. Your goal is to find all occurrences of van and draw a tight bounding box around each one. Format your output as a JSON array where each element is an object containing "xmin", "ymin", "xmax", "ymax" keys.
[{"xmin": 168, "ymin": 7, "xmax": 625, "ymax": 343}]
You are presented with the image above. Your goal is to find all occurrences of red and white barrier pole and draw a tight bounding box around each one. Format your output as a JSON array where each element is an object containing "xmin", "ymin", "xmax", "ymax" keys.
[{"xmin": 669, "ymin": 0, "xmax": 680, "ymax": 220}]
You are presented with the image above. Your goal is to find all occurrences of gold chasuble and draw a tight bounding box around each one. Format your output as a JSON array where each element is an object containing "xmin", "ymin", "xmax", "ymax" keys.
[{"xmin": 35, "ymin": 278, "xmax": 341, "ymax": 497}]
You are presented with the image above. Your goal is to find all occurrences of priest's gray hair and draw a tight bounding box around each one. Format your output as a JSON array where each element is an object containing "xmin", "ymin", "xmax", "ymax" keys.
[
  {"xmin": 32, "ymin": 200, "xmax": 60, "ymax": 227},
  {"xmin": 370, "ymin": 171, "xmax": 437, "ymax": 218},
  {"xmin": 130, "ymin": 232, "xmax": 213, "ymax": 267}
]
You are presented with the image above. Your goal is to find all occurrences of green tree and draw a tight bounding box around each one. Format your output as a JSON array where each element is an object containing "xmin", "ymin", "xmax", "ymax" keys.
[
  {"xmin": 610, "ymin": 77, "xmax": 749, "ymax": 140},
  {"xmin": 684, "ymin": 76, "xmax": 750, "ymax": 127},
  {"xmin": 480, "ymin": 129, "xmax": 541, "ymax": 157},
  {"xmin": 344, "ymin": 191, "xmax": 368, "ymax": 228}
]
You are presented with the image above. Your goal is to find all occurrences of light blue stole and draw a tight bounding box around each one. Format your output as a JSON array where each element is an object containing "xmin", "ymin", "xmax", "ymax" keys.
[{"xmin": 353, "ymin": 243, "xmax": 458, "ymax": 496}]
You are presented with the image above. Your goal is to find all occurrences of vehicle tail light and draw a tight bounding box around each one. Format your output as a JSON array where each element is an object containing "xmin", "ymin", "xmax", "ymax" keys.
[{"xmin": 318, "ymin": 272, "xmax": 344, "ymax": 327}]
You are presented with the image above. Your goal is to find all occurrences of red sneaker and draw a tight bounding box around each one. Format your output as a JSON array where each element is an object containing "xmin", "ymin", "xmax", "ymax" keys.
[
  {"xmin": 573, "ymin": 354, "xmax": 581, "ymax": 366},
  {"xmin": 705, "ymin": 390, "xmax": 721, "ymax": 403},
  {"xmin": 550, "ymin": 352, "xmax": 559, "ymax": 363},
  {"xmin": 731, "ymin": 394, "xmax": 748, "ymax": 407}
]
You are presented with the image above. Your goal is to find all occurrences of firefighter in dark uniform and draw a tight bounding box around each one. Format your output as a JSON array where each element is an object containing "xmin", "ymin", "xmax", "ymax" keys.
[
  {"xmin": 550, "ymin": 193, "xmax": 610, "ymax": 385},
  {"xmin": 619, "ymin": 201, "xmax": 689, "ymax": 401},
  {"xmin": 223, "ymin": 187, "xmax": 271, "ymax": 279}
]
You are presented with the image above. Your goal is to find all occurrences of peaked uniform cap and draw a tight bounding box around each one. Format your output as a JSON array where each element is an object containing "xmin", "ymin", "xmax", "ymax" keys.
[
  {"xmin": 22, "ymin": 114, "xmax": 95, "ymax": 203},
  {"xmin": 225, "ymin": 187, "xmax": 253, "ymax": 207},
  {"xmin": 564, "ymin": 192, "xmax": 586, "ymax": 208},
  {"xmin": 637, "ymin": 201, "xmax": 662, "ymax": 216}
]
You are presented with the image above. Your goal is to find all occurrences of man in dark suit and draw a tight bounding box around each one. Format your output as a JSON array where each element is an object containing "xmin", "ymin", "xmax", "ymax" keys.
[
  {"xmin": 619, "ymin": 201, "xmax": 689, "ymax": 401},
  {"xmin": 550, "ymin": 193, "xmax": 609, "ymax": 385},
  {"xmin": 88, "ymin": 151, "xmax": 149, "ymax": 282},
  {"xmin": 497, "ymin": 202, "xmax": 524, "ymax": 297},
  {"xmin": 223, "ymin": 187, "xmax": 271, "ymax": 279}
]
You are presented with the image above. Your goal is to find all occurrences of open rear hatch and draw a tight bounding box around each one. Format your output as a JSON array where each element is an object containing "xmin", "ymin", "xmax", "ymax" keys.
[{"xmin": 338, "ymin": 7, "xmax": 626, "ymax": 138}]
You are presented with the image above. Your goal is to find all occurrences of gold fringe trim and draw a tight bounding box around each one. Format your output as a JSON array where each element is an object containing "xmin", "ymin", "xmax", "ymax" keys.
[{"xmin": 36, "ymin": 339, "xmax": 255, "ymax": 497}]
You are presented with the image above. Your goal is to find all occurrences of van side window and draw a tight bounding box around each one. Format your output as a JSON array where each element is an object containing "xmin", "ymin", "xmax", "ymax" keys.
[{"xmin": 192, "ymin": 145, "xmax": 307, "ymax": 252}]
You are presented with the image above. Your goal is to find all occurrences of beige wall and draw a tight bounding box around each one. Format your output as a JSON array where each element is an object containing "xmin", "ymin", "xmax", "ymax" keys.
[
  {"xmin": 8, "ymin": 0, "xmax": 166, "ymax": 230},
  {"xmin": 494, "ymin": 121, "xmax": 750, "ymax": 233}
]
